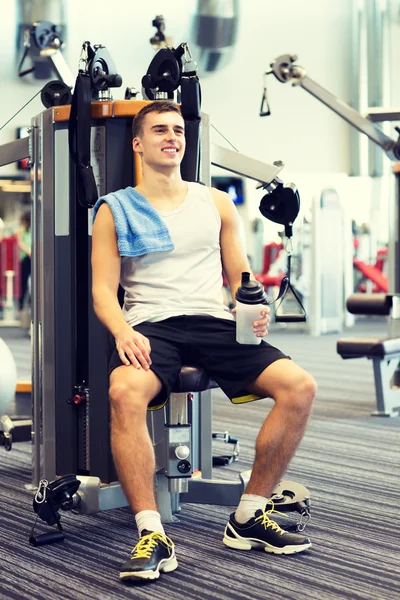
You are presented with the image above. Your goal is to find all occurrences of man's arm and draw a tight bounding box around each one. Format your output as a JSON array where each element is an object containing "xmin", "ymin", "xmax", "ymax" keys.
[
  {"xmin": 210, "ymin": 187, "xmax": 253, "ymax": 302},
  {"xmin": 210, "ymin": 187, "xmax": 270, "ymax": 337},
  {"xmin": 91, "ymin": 203, "xmax": 152, "ymax": 369},
  {"xmin": 91, "ymin": 203, "xmax": 126, "ymax": 337}
]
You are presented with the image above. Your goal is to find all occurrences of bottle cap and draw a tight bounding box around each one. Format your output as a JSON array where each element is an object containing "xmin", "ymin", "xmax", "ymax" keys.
[{"xmin": 235, "ymin": 272, "xmax": 267, "ymax": 305}]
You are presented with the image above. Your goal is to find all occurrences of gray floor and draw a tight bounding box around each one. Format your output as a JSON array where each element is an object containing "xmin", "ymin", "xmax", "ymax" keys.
[{"xmin": 0, "ymin": 321, "xmax": 399, "ymax": 600}]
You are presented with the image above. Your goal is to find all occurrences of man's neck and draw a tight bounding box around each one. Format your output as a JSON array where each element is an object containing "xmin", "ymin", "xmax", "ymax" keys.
[{"xmin": 137, "ymin": 165, "xmax": 186, "ymax": 200}]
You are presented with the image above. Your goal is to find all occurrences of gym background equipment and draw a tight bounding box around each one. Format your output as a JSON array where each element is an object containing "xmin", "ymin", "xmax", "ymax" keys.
[
  {"xmin": 337, "ymin": 292, "xmax": 400, "ymax": 416},
  {"xmin": 262, "ymin": 53, "xmax": 400, "ymax": 300}
]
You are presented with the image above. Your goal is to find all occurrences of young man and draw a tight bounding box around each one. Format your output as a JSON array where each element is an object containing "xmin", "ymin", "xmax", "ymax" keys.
[{"xmin": 91, "ymin": 101, "xmax": 317, "ymax": 583}]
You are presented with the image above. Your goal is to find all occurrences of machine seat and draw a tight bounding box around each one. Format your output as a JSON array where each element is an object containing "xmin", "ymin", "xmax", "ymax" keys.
[
  {"xmin": 337, "ymin": 337, "xmax": 400, "ymax": 359},
  {"xmin": 172, "ymin": 365, "xmax": 219, "ymax": 393}
]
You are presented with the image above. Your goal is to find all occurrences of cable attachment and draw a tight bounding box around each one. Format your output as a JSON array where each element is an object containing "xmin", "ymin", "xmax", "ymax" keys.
[
  {"xmin": 273, "ymin": 255, "xmax": 307, "ymax": 324},
  {"xmin": 295, "ymin": 504, "xmax": 311, "ymax": 532},
  {"xmin": 17, "ymin": 28, "xmax": 33, "ymax": 77},
  {"xmin": 78, "ymin": 41, "xmax": 93, "ymax": 73},
  {"xmin": 258, "ymin": 181, "xmax": 306, "ymax": 322},
  {"xmin": 259, "ymin": 55, "xmax": 304, "ymax": 116},
  {"xmin": 269, "ymin": 480, "xmax": 311, "ymax": 531},
  {"xmin": 284, "ymin": 236, "xmax": 293, "ymax": 257},
  {"xmin": 181, "ymin": 43, "xmax": 198, "ymax": 75},
  {"xmin": 260, "ymin": 71, "xmax": 272, "ymax": 116},
  {"xmin": 29, "ymin": 475, "xmax": 81, "ymax": 547},
  {"xmin": 212, "ymin": 431, "xmax": 240, "ymax": 466}
]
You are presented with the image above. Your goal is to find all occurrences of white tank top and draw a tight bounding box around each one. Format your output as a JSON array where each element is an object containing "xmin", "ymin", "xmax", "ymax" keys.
[{"xmin": 121, "ymin": 182, "xmax": 234, "ymax": 327}]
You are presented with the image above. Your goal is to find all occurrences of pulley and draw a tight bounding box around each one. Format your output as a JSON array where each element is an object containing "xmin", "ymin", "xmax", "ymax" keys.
[
  {"xmin": 40, "ymin": 80, "xmax": 72, "ymax": 108},
  {"xmin": 87, "ymin": 46, "xmax": 122, "ymax": 91},
  {"xmin": 259, "ymin": 179, "xmax": 300, "ymax": 238},
  {"xmin": 142, "ymin": 46, "xmax": 184, "ymax": 99}
]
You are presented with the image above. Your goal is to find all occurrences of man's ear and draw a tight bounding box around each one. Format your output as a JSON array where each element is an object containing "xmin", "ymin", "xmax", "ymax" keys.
[{"xmin": 132, "ymin": 137, "xmax": 142, "ymax": 154}]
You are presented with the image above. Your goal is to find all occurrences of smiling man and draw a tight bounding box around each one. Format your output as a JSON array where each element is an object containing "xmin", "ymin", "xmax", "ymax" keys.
[{"xmin": 91, "ymin": 101, "xmax": 316, "ymax": 583}]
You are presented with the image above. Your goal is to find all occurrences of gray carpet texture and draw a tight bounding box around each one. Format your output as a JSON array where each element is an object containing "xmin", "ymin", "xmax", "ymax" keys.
[{"xmin": 0, "ymin": 322, "xmax": 399, "ymax": 600}]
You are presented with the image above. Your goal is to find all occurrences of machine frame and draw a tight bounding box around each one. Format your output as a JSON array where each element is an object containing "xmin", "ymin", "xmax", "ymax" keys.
[{"xmin": 0, "ymin": 101, "xmax": 286, "ymax": 515}]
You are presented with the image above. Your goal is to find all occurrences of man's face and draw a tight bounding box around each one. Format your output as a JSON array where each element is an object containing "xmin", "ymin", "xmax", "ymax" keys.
[{"xmin": 133, "ymin": 111, "xmax": 186, "ymax": 169}]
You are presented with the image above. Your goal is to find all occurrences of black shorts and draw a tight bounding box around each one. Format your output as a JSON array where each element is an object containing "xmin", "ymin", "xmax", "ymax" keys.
[{"xmin": 108, "ymin": 315, "xmax": 289, "ymax": 409}]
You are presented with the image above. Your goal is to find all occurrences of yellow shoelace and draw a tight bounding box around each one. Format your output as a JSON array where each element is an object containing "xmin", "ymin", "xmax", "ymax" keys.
[
  {"xmin": 131, "ymin": 532, "xmax": 174, "ymax": 560},
  {"xmin": 254, "ymin": 501, "xmax": 288, "ymax": 535}
]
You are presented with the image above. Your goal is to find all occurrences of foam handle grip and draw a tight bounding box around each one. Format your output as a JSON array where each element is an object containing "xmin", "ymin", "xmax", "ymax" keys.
[
  {"xmin": 29, "ymin": 532, "xmax": 65, "ymax": 546},
  {"xmin": 346, "ymin": 293, "xmax": 392, "ymax": 316},
  {"xmin": 275, "ymin": 315, "xmax": 306, "ymax": 323}
]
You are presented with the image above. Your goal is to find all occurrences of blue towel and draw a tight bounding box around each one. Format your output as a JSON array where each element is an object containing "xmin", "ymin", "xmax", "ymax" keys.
[{"xmin": 92, "ymin": 187, "xmax": 174, "ymax": 257}]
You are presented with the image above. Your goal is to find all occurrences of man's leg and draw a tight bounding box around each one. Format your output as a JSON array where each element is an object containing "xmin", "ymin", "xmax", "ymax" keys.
[
  {"xmin": 109, "ymin": 365, "xmax": 178, "ymax": 581},
  {"xmin": 244, "ymin": 358, "xmax": 316, "ymax": 498},
  {"xmin": 109, "ymin": 365, "xmax": 161, "ymax": 514},
  {"xmin": 224, "ymin": 358, "xmax": 317, "ymax": 555}
]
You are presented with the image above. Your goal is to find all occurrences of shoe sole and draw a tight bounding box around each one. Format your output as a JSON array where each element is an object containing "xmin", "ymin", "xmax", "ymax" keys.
[
  {"xmin": 223, "ymin": 533, "xmax": 311, "ymax": 555},
  {"xmin": 120, "ymin": 556, "xmax": 178, "ymax": 581}
]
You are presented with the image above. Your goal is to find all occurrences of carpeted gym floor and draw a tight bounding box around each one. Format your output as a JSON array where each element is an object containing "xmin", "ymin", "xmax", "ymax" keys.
[{"xmin": 0, "ymin": 322, "xmax": 399, "ymax": 600}]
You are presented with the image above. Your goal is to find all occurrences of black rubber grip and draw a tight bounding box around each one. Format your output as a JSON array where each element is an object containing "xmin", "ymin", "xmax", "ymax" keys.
[
  {"xmin": 29, "ymin": 532, "xmax": 65, "ymax": 546},
  {"xmin": 275, "ymin": 315, "xmax": 307, "ymax": 323},
  {"xmin": 346, "ymin": 293, "xmax": 392, "ymax": 315}
]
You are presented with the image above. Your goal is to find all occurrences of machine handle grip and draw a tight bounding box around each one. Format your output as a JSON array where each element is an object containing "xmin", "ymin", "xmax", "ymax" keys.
[
  {"xmin": 29, "ymin": 531, "xmax": 65, "ymax": 546},
  {"xmin": 275, "ymin": 314, "xmax": 306, "ymax": 323}
]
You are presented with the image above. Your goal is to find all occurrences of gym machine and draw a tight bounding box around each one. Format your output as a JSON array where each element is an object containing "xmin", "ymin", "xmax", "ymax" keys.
[
  {"xmin": 337, "ymin": 293, "xmax": 400, "ymax": 416},
  {"xmin": 0, "ymin": 37, "xmax": 311, "ymax": 543},
  {"xmin": 261, "ymin": 53, "xmax": 400, "ymax": 294},
  {"xmin": 17, "ymin": 20, "xmax": 74, "ymax": 107},
  {"xmin": 262, "ymin": 54, "xmax": 400, "ymax": 415}
]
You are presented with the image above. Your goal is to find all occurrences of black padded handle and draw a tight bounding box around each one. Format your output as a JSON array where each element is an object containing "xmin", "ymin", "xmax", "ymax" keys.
[
  {"xmin": 346, "ymin": 293, "xmax": 393, "ymax": 316},
  {"xmin": 29, "ymin": 532, "xmax": 65, "ymax": 546},
  {"xmin": 275, "ymin": 314, "xmax": 307, "ymax": 323}
]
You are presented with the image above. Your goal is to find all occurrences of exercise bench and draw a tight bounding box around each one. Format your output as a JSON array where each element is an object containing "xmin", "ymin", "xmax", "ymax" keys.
[{"xmin": 337, "ymin": 293, "xmax": 400, "ymax": 417}]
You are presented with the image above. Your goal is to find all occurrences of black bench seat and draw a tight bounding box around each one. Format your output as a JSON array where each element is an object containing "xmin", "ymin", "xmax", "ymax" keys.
[
  {"xmin": 337, "ymin": 337, "xmax": 400, "ymax": 359},
  {"xmin": 337, "ymin": 336, "xmax": 400, "ymax": 417}
]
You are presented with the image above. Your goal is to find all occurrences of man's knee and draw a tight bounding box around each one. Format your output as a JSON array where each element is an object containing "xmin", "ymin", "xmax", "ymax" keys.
[
  {"xmin": 109, "ymin": 368, "xmax": 160, "ymax": 416},
  {"xmin": 279, "ymin": 371, "xmax": 317, "ymax": 415},
  {"xmin": 252, "ymin": 360, "xmax": 317, "ymax": 415},
  {"xmin": 293, "ymin": 372, "xmax": 317, "ymax": 404}
]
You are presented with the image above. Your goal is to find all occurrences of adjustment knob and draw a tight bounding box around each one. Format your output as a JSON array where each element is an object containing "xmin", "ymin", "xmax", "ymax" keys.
[
  {"xmin": 177, "ymin": 459, "xmax": 191, "ymax": 474},
  {"xmin": 175, "ymin": 445, "xmax": 190, "ymax": 460}
]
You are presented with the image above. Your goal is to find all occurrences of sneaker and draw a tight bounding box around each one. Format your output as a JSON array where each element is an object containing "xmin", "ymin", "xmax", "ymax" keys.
[
  {"xmin": 120, "ymin": 530, "xmax": 178, "ymax": 582},
  {"xmin": 223, "ymin": 503, "xmax": 311, "ymax": 555}
]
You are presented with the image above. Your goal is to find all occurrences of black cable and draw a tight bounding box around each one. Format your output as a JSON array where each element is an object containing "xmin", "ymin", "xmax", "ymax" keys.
[{"xmin": 0, "ymin": 89, "xmax": 42, "ymax": 132}]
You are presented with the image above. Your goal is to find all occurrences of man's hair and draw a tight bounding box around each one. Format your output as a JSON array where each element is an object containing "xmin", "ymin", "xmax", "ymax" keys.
[{"xmin": 132, "ymin": 101, "xmax": 182, "ymax": 139}]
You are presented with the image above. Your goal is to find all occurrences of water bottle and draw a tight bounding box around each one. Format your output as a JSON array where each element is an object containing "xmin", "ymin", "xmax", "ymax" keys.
[{"xmin": 235, "ymin": 272, "xmax": 268, "ymax": 345}]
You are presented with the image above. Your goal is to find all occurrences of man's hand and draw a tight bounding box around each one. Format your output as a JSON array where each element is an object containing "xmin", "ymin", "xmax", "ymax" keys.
[
  {"xmin": 231, "ymin": 306, "xmax": 271, "ymax": 338},
  {"xmin": 115, "ymin": 324, "xmax": 152, "ymax": 369},
  {"xmin": 253, "ymin": 307, "xmax": 270, "ymax": 338}
]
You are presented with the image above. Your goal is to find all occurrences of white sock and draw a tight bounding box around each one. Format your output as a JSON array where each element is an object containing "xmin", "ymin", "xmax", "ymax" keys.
[
  {"xmin": 135, "ymin": 510, "xmax": 165, "ymax": 536},
  {"xmin": 235, "ymin": 494, "xmax": 270, "ymax": 524}
]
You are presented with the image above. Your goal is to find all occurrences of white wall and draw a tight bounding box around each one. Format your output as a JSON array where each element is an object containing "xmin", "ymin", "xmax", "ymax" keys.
[{"xmin": 1, "ymin": 0, "xmax": 353, "ymax": 179}]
